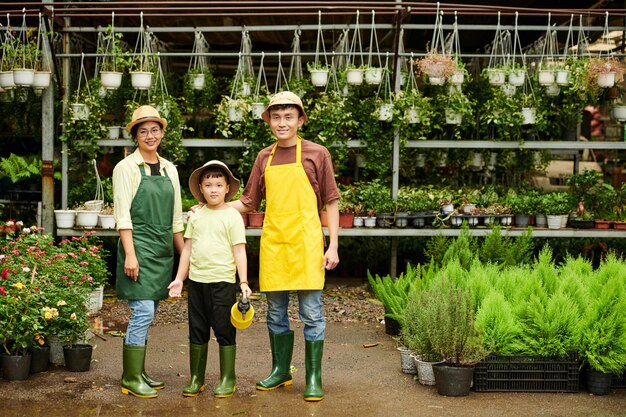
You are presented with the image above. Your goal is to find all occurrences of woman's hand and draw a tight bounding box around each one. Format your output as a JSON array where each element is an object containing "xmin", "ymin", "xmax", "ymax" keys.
[
  {"xmin": 124, "ymin": 254, "xmax": 140, "ymax": 281},
  {"xmin": 185, "ymin": 203, "xmax": 204, "ymax": 221}
]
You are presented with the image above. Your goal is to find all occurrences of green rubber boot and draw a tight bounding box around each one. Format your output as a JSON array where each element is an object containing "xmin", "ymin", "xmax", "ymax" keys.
[
  {"xmin": 256, "ymin": 331, "xmax": 294, "ymax": 391},
  {"xmin": 182, "ymin": 343, "xmax": 208, "ymax": 397},
  {"xmin": 120, "ymin": 344, "xmax": 158, "ymax": 398},
  {"xmin": 142, "ymin": 340, "xmax": 165, "ymax": 390},
  {"xmin": 303, "ymin": 340, "xmax": 324, "ymax": 401},
  {"xmin": 214, "ymin": 345, "xmax": 237, "ymax": 398}
]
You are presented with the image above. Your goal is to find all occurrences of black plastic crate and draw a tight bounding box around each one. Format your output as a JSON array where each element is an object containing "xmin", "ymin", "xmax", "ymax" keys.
[
  {"xmin": 611, "ymin": 371, "xmax": 626, "ymax": 389},
  {"xmin": 473, "ymin": 354, "xmax": 579, "ymax": 392}
]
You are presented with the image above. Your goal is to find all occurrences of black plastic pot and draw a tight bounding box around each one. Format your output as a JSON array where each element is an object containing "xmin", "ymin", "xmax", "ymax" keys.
[
  {"xmin": 30, "ymin": 346, "xmax": 50, "ymax": 373},
  {"xmin": 63, "ymin": 344, "xmax": 93, "ymax": 372},
  {"xmin": 433, "ymin": 363, "xmax": 474, "ymax": 397},
  {"xmin": 1, "ymin": 353, "xmax": 32, "ymax": 381},
  {"xmin": 586, "ymin": 369, "xmax": 612, "ymax": 395}
]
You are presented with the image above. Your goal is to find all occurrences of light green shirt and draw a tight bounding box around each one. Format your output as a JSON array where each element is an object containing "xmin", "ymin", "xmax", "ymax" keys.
[
  {"xmin": 112, "ymin": 148, "xmax": 184, "ymax": 233},
  {"xmin": 184, "ymin": 206, "xmax": 246, "ymax": 284}
]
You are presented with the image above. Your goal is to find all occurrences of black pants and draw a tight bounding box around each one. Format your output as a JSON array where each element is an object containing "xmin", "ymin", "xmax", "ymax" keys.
[{"xmin": 187, "ymin": 280, "xmax": 236, "ymax": 346}]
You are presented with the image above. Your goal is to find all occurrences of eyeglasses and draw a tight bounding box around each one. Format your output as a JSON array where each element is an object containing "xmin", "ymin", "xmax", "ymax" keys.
[{"xmin": 137, "ymin": 128, "xmax": 162, "ymax": 138}]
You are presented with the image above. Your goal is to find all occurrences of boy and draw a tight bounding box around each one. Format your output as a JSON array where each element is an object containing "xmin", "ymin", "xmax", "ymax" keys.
[
  {"xmin": 229, "ymin": 91, "xmax": 340, "ymax": 401},
  {"xmin": 168, "ymin": 160, "xmax": 252, "ymax": 398}
]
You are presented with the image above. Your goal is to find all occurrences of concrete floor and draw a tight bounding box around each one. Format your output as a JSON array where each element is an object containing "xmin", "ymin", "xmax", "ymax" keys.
[{"xmin": 2, "ymin": 321, "xmax": 626, "ymax": 417}]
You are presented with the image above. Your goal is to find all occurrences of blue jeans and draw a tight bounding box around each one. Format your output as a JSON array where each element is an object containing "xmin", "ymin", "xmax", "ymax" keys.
[
  {"xmin": 266, "ymin": 290, "xmax": 325, "ymax": 341},
  {"xmin": 125, "ymin": 300, "xmax": 159, "ymax": 346}
]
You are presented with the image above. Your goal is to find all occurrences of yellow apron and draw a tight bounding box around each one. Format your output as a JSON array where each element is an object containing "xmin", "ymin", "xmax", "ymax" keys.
[{"xmin": 260, "ymin": 137, "xmax": 325, "ymax": 292}]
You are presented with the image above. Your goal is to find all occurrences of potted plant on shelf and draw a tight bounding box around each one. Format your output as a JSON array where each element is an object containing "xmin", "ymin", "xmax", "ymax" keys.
[
  {"xmin": 543, "ymin": 192, "xmax": 574, "ymax": 229},
  {"xmin": 98, "ymin": 25, "xmax": 131, "ymax": 90}
]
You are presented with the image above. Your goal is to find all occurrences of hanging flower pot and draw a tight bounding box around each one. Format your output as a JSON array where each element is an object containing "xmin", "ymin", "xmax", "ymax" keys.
[
  {"xmin": 545, "ymin": 83, "xmax": 560, "ymax": 96},
  {"xmin": 309, "ymin": 69, "xmax": 329, "ymax": 87},
  {"xmin": 365, "ymin": 67, "xmax": 383, "ymax": 85},
  {"xmin": 416, "ymin": 153, "xmax": 426, "ymax": 168},
  {"xmin": 71, "ymin": 103, "xmax": 90, "ymax": 120},
  {"xmin": 251, "ymin": 102, "xmax": 265, "ymax": 119},
  {"xmin": 596, "ymin": 72, "xmax": 616, "ymax": 88},
  {"xmin": 508, "ymin": 69, "xmax": 526, "ymax": 86},
  {"xmin": 428, "ymin": 74, "xmax": 446, "ymax": 85},
  {"xmin": 537, "ymin": 69, "xmax": 555, "ymax": 86},
  {"xmin": 100, "ymin": 70, "xmax": 123, "ymax": 89},
  {"xmin": 445, "ymin": 108, "xmax": 463, "ymax": 125},
  {"xmin": 32, "ymin": 71, "xmax": 51, "ymax": 90},
  {"xmin": 502, "ymin": 84, "xmax": 516, "ymax": 97},
  {"xmin": 448, "ymin": 71, "xmax": 465, "ymax": 85},
  {"xmin": 12, "ymin": 68, "xmax": 34, "ymax": 87},
  {"xmin": 612, "ymin": 105, "xmax": 626, "ymax": 121},
  {"xmin": 240, "ymin": 81, "xmax": 251, "ymax": 96},
  {"xmin": 0, "ymin": 71, "xmax": 16, "ymax": 89},
  {"xmin": 190, "ymin": 73, "xmax": 205, "ymax": 90},
  {"xmin": 556, "ymin": 69, "xmax": 570, "ymax": 86},
  {"xmin": 130, "ymin": 71, "xmax": 153, "ymax": 90},
  {"xmin": 378, "ymin": 103, "xmax": 393, "ymax": 121},
  {"xmin": 406, "ymin": 107, "xmax": 420, "ymax": 124},
  {"xmin": 75, "ymin": 210, "xmax": 99, "ymax": 228},
  {"xmin": 228, "ymin": 99, "xmax": 245, "ymax": 122},
  {"xmin": 346, "ymin": 68, "xmax": 363, "ymax": 85},
  {"xmin": 521, "ymin": 107, "xmax": 536, "ymax": 125},
  {"xmin": 487, "ymin": 68, "xmax": 506, "ymax": 85}
]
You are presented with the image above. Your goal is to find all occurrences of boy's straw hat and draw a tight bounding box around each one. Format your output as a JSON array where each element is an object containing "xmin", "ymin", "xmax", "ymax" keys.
[
  {"xmin": 126, "ymin": 105, "xmax": 168, "ymax": 133},
  {"xmin": 261, "ymin": 91, "xmax": 308, "ymax": 124},
  {"xmin": 188, "ymin": 160, "xmax": 241, "ymax": 204}
]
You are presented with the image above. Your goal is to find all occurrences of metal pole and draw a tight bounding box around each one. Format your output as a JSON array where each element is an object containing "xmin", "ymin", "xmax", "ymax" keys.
[
  {"xmin": 62, "ymin": 17, "xmax": 70, "ymax": 210},
  {"xmin": 41, "ymin": 2, "xmax": 55, "ymax": 234}
]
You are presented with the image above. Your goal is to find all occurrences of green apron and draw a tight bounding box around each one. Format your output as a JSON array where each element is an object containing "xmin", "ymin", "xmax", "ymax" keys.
[{"xmin": 116, "ymin": 165, "xmax": 175, "ymax": 300}]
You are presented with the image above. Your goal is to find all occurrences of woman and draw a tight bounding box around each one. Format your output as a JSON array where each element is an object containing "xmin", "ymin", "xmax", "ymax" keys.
[{"xmin": 112, "ymin": 105, "xmax": 184, "ymax": 398}]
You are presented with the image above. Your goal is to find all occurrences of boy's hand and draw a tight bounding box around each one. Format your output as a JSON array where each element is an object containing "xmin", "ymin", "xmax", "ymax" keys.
[
  {"xmin": 168, "ymin": 280, "xmax": 183, "ymax": 298},
  {"xmin": 240, "ymin": 282, "xmax": 252, "ymax": 299}
]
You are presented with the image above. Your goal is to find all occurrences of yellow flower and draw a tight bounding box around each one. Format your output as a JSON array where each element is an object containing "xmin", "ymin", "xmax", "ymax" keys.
[
  {"xmin": 44, "ymin": 310, "xmax": 53, "ymax": 319},
  {"xmin": 70, "ymin": 313, "xmax": 77, "ymax": 320},
  {"xmin": 12, "ymin": 282, "xmax": 25, "ymax": 290}
]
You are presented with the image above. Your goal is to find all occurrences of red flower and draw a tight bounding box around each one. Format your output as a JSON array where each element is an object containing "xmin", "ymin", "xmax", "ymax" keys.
[
  {"xmin": 0, "ymin": 287, "xmax": 6, "ymax": 296},
  {"xmin": 1, "ymin": 268, "xmax": 8, "ymax": 280}
]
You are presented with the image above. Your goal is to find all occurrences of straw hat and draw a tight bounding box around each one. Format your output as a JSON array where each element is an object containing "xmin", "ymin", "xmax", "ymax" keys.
[
  {"xmin": 261, "ymin": 91, "xmax": 307, "ymax": 124},
  {"xmin": 126, "ymin": 105, "xmax": 168, "ymax": 134},
  {"xmin": 188, "ymin": 160, "xmax": 241, "ymax": 204}
]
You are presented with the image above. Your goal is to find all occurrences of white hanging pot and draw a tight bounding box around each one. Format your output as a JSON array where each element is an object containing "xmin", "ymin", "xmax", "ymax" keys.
[
  {"xmin": 108, "ymin": 126, "xmax": 121, "ymax": 140},
  {"xmin": 190, "ymin": 73, "xmax": 205, "ymax": 90},
  {"xmin": 449, "ymin": 71, "xmax": 465, "ymax": 85},
  {"xmin": 378, "ymin": 103, "xmax": 393, "ymax": 121},
  {"xmin": 346, "ymin": 69, "xmax": 363, "ymax": 85},
  {"xmin": 130, "ymin": 71, "xmax": 153, "ymax": 90},
  {"xmin": 32, "ymin": 71, "xmax": 51, "ymax": 90},
  {"xmin": 356, "ymin": 153, "xmax": 366, "ymax": 168},
  {"xmin": 416, "ymin": 153, "xmax": 426, "ymax": 168},
  {"xmin": 487, "ymin": 68, "xmax": 506, "ymax": 85},
  {"xmin": 310, "ymin": 69, "xmax": 329, "ymax": 87},
  {"xmin": 556, "ymin": 69, "xmax": 570, "ymax": 86},
  {"xmin": 12, "ymin": 68, "xmax": 34, "ymax": 87},
  {"xmin": 251, "ymin": 102, "xmax": 265, "ymax": 119},
  {"xmin": 71, "ymin": 103, "xmax": 90, "ymax": 120},
  {"xmin": 612, "ymin": 105, "xmax": 626, "ymax": 121},
  {"xmin": 502, "ymin": 84, "xmax": 517, "ymax": 97},
  {"xmin": 228, "ymin": 101, "xmax": 244, "ymax": 121},
  {"xmin": 0, "ymin": 71, "xmax": 15, "ymax": 89},
  {"xmin": 521, "ymin": 107, "xmax": 536, "ymax": 125},
  {"xmin": 508, "ymin": 69, "xmax": 526, "ymax": 86},
  {"xmin": 487, "ymin": 152, "xmax": 498, "ymax": 170},
  {"xmin": 470, "ymin": 153, "xmax": 483, "ymax": 170},
  {"xmin": 428, "ymin": 75, "xmax": 445, "ymax": 85},
  {"xmin": 545, "ymin": 83, "xmax": 560, "ymax": 96},
  {"xmin": 122, "ymin": 128, "xmax": 131, "ymax": 139},
  {"xmin": 100, "ymin": 71, "xmax": 123, "ymax": 89},
  {"xmin": 537, "ymin": 70, "xmax": 555, "ymax": 86},
  {"xmin": 597, "ymin": 72, "xmax": 616, "ymax": 88},
  {"xmin": 365, "ymin": 67, "xmax": 383, "ymax": 85},
  {"xmin": 445, "ymin": 108, "xmax": 463, "ymax": 125},
  {"xmin": 240, "ymin": 81, "xmax": 251, "ymax": 96},
  {"xmin": 406, "ymin": 107, "xmax": 420, "ymax": 124}
]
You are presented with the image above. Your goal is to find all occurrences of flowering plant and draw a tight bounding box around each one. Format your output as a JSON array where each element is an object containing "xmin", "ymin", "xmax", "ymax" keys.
[
  {"xmin": 0, "ymin": 280, "xmax": 44, "ymax": 355},
  {"xmin": 415, "ymin": 53, "xmax": 458, "ymax": 80}
]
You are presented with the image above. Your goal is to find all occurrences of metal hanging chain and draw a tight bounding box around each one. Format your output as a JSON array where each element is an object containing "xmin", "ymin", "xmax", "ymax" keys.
[
  {"xmin": 367, "ymin": 10, "xmax": 382, "ymax": 68},
  {"xmin": 326, "ymin": 52, "xmax": 341, "ymax": 94},
  {"xmin": 430, "ymin": 3, "xmax": 446, "ymax": 54},
  {"xmin": 189, "ymin": 31, "xmax": 209, "ymax": 72},
  {"xmin": 75, "ymin": 52, "xmax": 90, "ymax": 103},
  {"xmin": 254, "ymin": 51, "xmax": 269, "ymax": 98},
  {"xmin": 314, "ymin": 10, "xmax": 328, "ymax": 69},
  {"xmin": 576, "ymin": 14, "xmax": 591, "ymax": 57},
  {"xmin": 348, "ymin": 10, "xmax": 363, "ymax": 68},
  {"xmin": 561, "ymin": 14, "xmax": 575, "ymax": 61},
  {"xmin": 288, "ymin": 28, "xmax": 303, "ymax": 81},
  {"xmin": 511, "ymin": 12, "xmax": 527, "ymax": 68},
  {"xmin": 405, "ymin": 52, "xmax": 419, "ymax": 94},
  {"xmin": 333, "ymin": 28, "xmax": 349, "ymax": 70},
  {"xmin": 539, "ymin": 12, "xmax": 557, "ymax": 68},
  {"xmin": 376, "ymin": 52, "xmax": 391, "ymax": 102},
  {"xmin": 600, "ymin": 11, "xmax": 612, "ymax": 58},
  {"xmin": 275, "ymin": 51, "xmax": 289, "ymax": 93}
]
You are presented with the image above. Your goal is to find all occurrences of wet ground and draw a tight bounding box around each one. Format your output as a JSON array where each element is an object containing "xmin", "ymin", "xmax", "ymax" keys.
[{"xmin": 3, "ymin": 318, "xmax": 626, "ymax": 417}]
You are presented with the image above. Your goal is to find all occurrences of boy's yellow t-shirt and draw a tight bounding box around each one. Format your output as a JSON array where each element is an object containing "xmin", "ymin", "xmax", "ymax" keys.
[{"xmin": 184, "ymin": 206, "xmax": 246, "ymax": 284}]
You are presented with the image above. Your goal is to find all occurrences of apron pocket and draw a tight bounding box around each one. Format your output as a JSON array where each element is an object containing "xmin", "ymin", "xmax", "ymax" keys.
[{"xmin": 263, "ymin": 211, "xmax": 305, "ymax": 244}]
